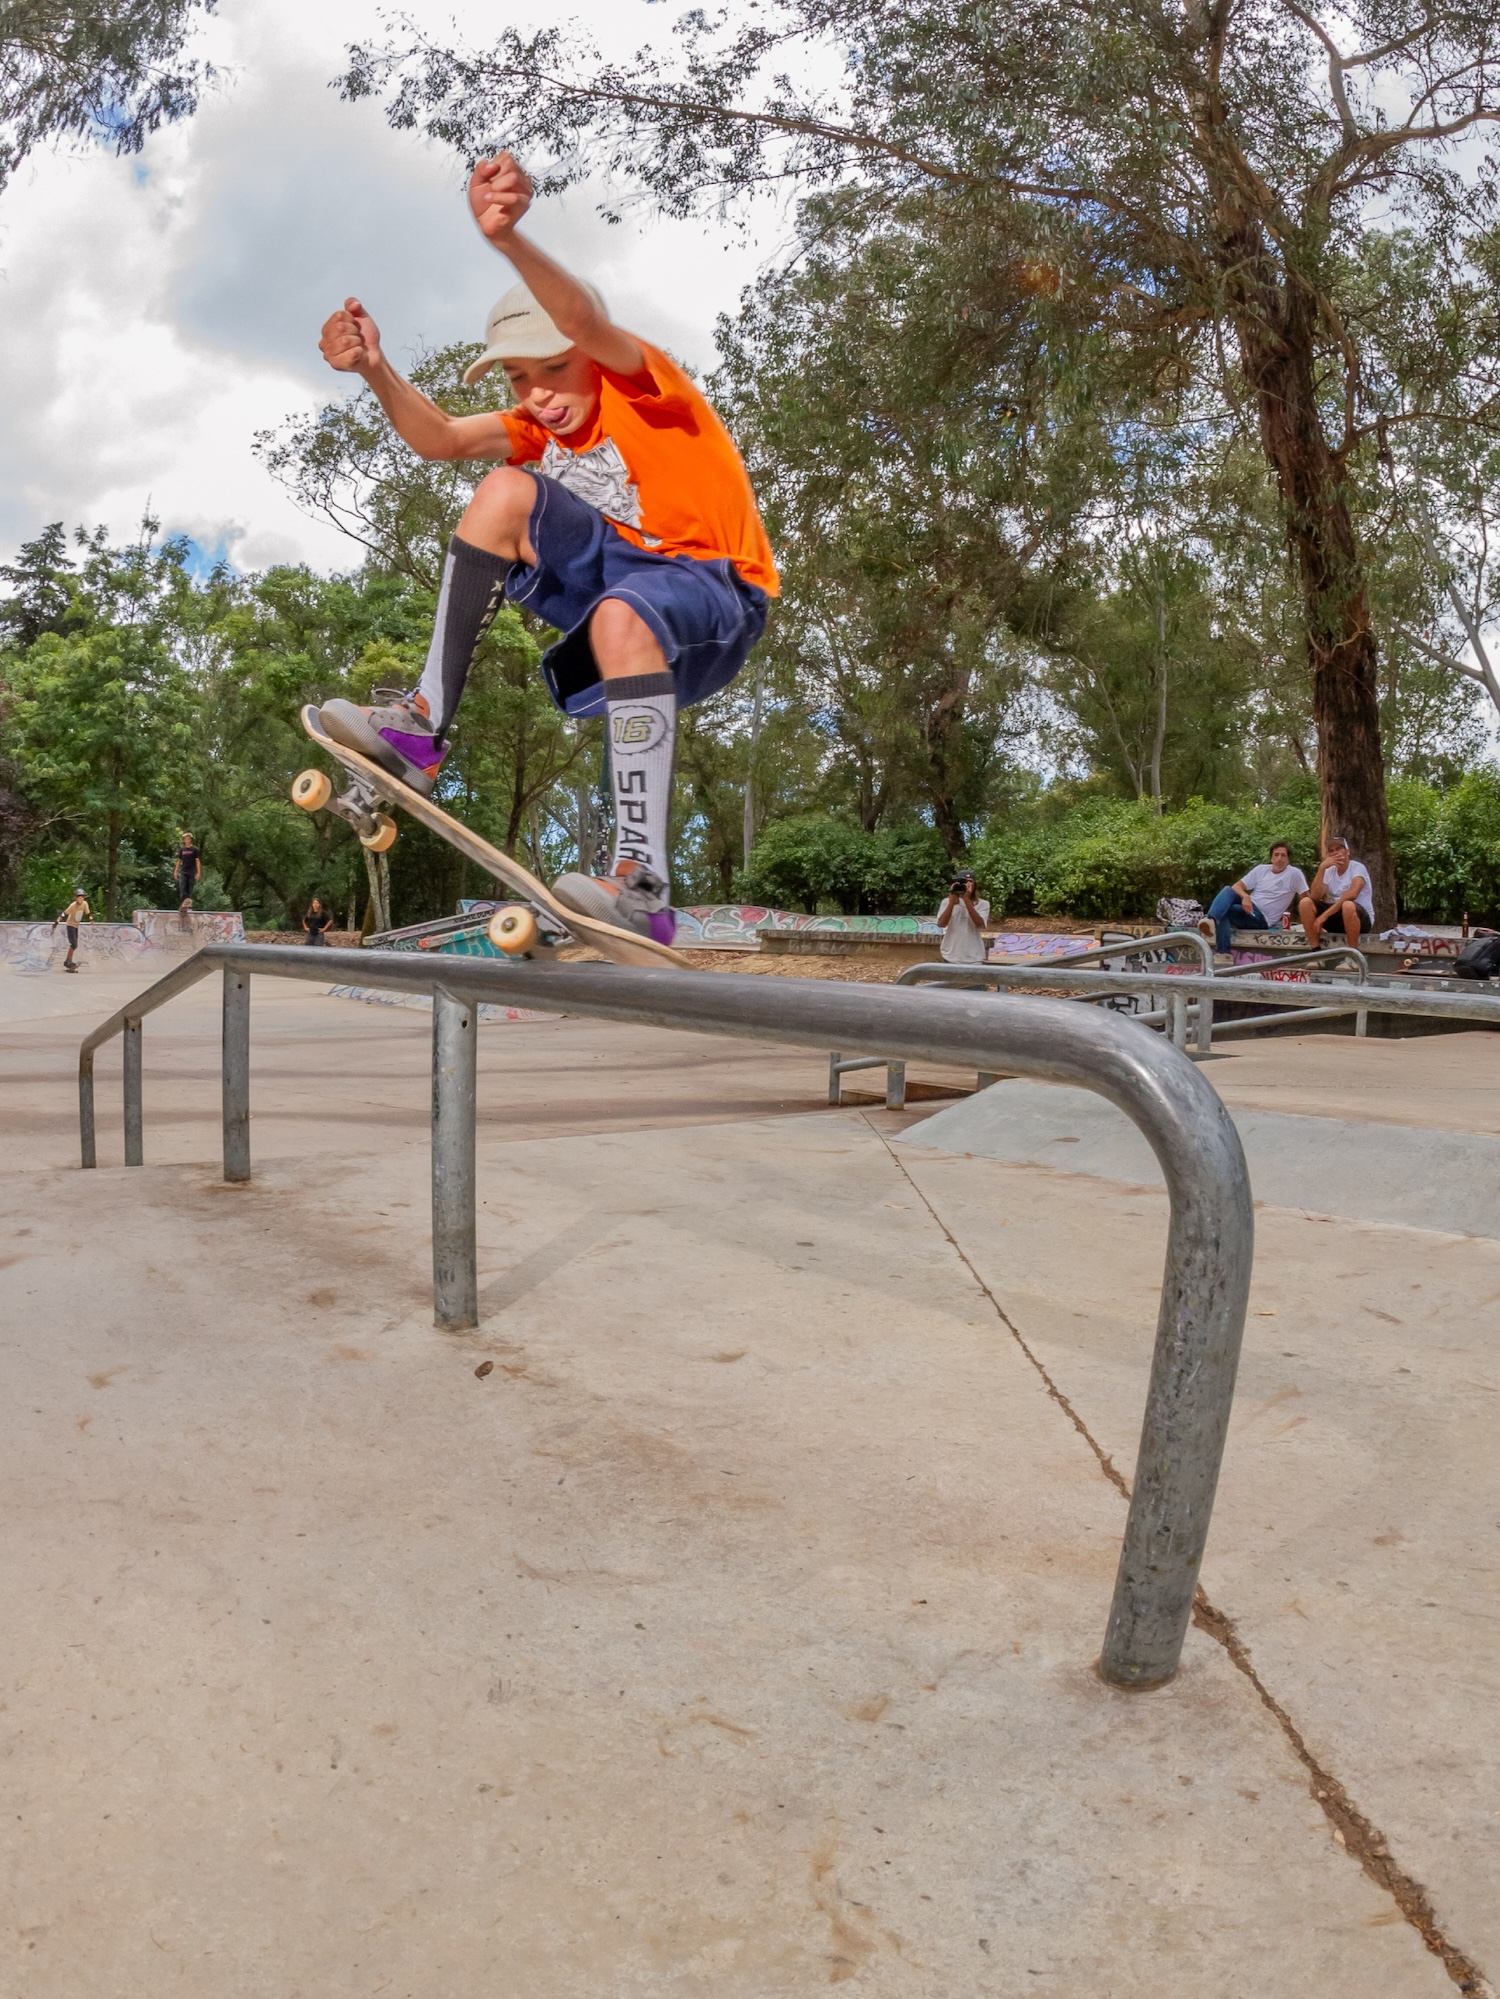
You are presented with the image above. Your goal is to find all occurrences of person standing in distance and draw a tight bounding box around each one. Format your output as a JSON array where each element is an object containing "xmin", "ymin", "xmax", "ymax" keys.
[
  {"xmin": 936, "ymin": 870, "xmax": 991, "ymax": 964},
  {"xmin": 312, "ymin": 151, "xmax": 778, "ymax": 948},
  {"xmin": 174, "ymin": 834, "xmax": 202, "ymax": 914},
  {"xmin": 54, "ymin": 890, "xmax": 92, "ymax": 973}
]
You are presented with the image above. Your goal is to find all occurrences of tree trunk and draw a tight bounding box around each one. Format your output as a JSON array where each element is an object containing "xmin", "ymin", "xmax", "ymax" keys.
[
  {"xmin": 574, "ymin": 781, "xmax": 599, "ymax": 876},
  {"xmin": 1236, "ymin": 289, "xmax": 1396, "ymax": 922},
  {"xmin": 363, "ymin": 848, "xmax": 390, "ymax": 935},
  {"xmin": 924, "ymin": 675, "xmax": 971, "ymax": 861},
  {"xmin": 742, "ymin": 666, "xmax": 764, "ymax": 870},
  {"xmin": 1148, "ymin": 594, "xmax": 1167, "ymax": 813},
  {"xmin": 106, "ymin": 807, "xmax": 120, "ymax": 921}
]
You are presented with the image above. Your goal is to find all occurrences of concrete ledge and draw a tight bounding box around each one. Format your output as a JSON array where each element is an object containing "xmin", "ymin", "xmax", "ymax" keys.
[{"xmin": 897, "ymin": 1079, "xmax": 1500, "ymax": 1239}]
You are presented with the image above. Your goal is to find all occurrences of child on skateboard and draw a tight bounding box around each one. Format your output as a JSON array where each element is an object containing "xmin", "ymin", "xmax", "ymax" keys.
[
  {"xmin": 54, "ymin": 891, "xmax": 91, "ymax": 972},
  {"xmin": 315, "ymin": 153, "xmax": 779, "ymax": 946}
]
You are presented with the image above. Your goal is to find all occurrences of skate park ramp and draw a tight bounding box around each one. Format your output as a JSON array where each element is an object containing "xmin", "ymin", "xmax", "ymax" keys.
[
  {"xmin": 0, "ymin": 914, "xmax": 247, "ymax": 1026},
  {"xmin": 3, "ymin": 975, "xmax": 1499, "ymax": 1993},
  {"xmin": 896, "ymin": 1068, "xmax": 1500, "ymax": 1240},
  {"xmin": 0, "ymin": 910, "xmax": 243, "ymax": 974}
]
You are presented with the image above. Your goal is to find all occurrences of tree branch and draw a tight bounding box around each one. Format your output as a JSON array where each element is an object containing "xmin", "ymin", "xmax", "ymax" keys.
[
  {"xmin": 1279, "ymin": 0, "xmax": 1357, "ymax": 146},
  {"xmin": 1399, "ymin": 625, "xmax": 1486, "ymax": 681}
]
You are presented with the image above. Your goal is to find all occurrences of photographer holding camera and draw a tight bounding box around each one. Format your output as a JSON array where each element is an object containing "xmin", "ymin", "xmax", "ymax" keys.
[{"xmin": 935, "ymin": 869, "xmax": 991, "ymax": 964}]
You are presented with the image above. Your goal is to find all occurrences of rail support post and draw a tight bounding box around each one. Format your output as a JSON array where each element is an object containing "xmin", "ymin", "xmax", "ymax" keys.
[
  {"xmin": 222, "ymin": 969, "xmax": 251, "ymax": 1183},
  {"xmin": 431, "ymin": 986, "xmax": 478, "ymax": 1331},
  {"xmin": 79, "ymin": 1048, "xmax": 96, "ymax": 1169},
  {"xmin": 1168, "ymin": 991, "xmax": 1188, "ymax": 1050},
  {"xmin": 885, "ymin": 1060, "xmax": 907, "ymax": 1110},
  {"xmin": 123, "ymin": 1018, "xmax": 143, "ymax": 1166}
]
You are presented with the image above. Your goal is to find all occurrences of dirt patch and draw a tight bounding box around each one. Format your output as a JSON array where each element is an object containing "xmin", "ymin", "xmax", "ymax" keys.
[{"xmin": 676, "ymin": 950, "xmax": 912, "ymax": 984}]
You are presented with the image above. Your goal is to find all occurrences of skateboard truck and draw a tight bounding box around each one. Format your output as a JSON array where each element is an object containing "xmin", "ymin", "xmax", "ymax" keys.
[{"xmin": 292, "ymin": 767, "xmax": 397, "ymax": 853}]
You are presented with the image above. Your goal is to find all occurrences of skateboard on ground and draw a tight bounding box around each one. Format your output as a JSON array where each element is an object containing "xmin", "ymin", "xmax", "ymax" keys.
[{"xmin": 291, "ymin": 705, "xmax": 685, "ymax": 970}]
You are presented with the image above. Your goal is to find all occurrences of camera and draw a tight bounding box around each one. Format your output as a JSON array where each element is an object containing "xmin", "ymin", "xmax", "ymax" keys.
[{"xmin": 949, "ymin": 877, "xmax": 973, "ymax": 896}]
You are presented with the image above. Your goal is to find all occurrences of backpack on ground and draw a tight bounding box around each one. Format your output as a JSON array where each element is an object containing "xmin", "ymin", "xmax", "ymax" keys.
[{"xmin": 1454, "ymin": 932, "xmax": 1500, "ymax": 980}]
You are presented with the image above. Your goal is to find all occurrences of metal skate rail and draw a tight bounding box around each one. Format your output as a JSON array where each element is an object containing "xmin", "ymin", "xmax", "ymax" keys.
[
  {"xmin": 897, "ymin": 958, "xmax": 1500, "ymax": 1050},
  {"xmin": 78, "ymin": 941, "xmax": 1254, "ymax": 1692},
  {"xmin": 1002, "ymin": 927, "xmax": 1216, "ymax": 974}
]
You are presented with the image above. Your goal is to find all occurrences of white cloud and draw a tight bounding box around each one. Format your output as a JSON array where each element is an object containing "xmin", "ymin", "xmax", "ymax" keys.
[{"xmin": 0, "ymin": 0, "xmax": 778, "ymax": 575}]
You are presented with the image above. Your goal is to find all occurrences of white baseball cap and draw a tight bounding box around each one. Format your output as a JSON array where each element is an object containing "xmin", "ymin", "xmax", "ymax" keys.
[{"xmin": 463, "ymin": 280, "xmax": 609, "ymax": 384}]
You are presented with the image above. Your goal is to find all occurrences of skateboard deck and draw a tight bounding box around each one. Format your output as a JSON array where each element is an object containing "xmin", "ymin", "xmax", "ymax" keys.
[{"xmin": 293, "ymin": 705, "xmax": 685, "ymax": 970}]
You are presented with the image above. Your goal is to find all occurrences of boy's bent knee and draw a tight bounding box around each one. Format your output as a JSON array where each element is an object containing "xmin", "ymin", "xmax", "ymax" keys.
[
  {"xmin": 459, "ymin": 467, "xmax": 536, "ymax": 560},
  {"xmin": 591, "ymin": 596, "xmax": 669, "ymax": 679}
]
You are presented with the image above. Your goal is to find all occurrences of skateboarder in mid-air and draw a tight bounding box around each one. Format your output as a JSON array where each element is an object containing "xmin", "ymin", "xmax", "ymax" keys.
[{"xmin": 315, "ymin": 152, "xmax": 779, "ymax": 946}]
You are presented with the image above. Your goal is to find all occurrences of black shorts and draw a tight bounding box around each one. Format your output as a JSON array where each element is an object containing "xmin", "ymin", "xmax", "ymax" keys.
[
  {"xmin": 66, "ymin": 926, "xmax": 78, "ymax": 948},
  {"xmin": 1311, "ymin": 901, "xmax": 1369, "ymax": 931}
]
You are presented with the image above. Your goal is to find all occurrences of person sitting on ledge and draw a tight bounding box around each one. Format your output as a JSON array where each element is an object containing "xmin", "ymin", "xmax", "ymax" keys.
[
  {"xmin": 1298, "ymin": 834, "xmax": 1374, "ymax": 949},
  {"xmin": 1204, "ymin": 841, "xmax": 1308, "ymax": 956}
]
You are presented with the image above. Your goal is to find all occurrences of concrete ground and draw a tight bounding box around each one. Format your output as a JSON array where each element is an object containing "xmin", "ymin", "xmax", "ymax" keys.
[{"xmin": 1, "ymin": 955, "xmax": 1496, "ymax": 1995}]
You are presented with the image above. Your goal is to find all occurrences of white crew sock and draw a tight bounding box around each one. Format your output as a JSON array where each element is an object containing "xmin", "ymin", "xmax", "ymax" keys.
[{"xmin": 605, "ymin": 671, "xmax": 676, "ymax": 884}]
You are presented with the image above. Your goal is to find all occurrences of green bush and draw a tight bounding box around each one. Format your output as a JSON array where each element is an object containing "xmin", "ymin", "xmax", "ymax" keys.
[
  {"xmin": 975, "ymin": 793, "xmax": 1325, "ymax": 919},
  {"xmin": 738, "ymin": 816, "xmax": 950, "ymax": 913},
  {"xmin": 738, "ymin": 775, "xmax": 1499, "ymax": 922},
  {"xmin": 17, "ymin": 848, "xmax": 85, "ymax": 921},
  {"xmin": 1389, "ymin": 771, "xmax": 1500, "ymax": 921}
]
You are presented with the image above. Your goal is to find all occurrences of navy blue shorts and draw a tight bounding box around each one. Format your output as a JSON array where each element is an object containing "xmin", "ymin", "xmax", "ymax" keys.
[{"xmin": 503, "ymin": 473, "xmax": 770, "ymax": 718}]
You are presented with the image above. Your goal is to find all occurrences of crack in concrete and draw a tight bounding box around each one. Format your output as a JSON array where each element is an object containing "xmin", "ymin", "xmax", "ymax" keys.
[{"xmin": 868, "ymin": 1117, "xmax": 1492, "ymax": 1997}]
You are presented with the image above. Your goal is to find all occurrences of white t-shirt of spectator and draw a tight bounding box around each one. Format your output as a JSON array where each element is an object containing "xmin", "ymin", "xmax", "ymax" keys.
[
  {"xmin": 1239, "ymin": 862, "xmax": 1308, "ymax": 926},
  {"xmin": 938, "ymin": 895, "xmax": 991, "ymax": 964},
  {"xmin": 1319, "ymin": 857, "xmax": 1373, "ymax": 917}
]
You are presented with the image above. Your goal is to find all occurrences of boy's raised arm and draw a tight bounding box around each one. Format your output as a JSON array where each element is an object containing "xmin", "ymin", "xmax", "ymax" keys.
[
  {"xmin": 318, "ymin": 296, "xmax": 512, "ymax": 464},
  {"xmin": 468, "ymin": 154, "xmax": 647, "ymax": 379}
]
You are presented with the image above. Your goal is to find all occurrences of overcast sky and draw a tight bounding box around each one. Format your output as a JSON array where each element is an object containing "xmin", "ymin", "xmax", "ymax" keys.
[{"xmin": 0, "ymin": 0, "xmax": 780, "ymax": 577}]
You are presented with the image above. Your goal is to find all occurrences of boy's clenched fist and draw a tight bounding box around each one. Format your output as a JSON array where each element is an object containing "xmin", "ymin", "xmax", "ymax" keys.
[
  {"xmin": 468, "ymin": 152, "xmax": 533, "ymax": 244},
  {"xmin": 320, "ymin": 297, "xmax": 382, "ymax": 374}
]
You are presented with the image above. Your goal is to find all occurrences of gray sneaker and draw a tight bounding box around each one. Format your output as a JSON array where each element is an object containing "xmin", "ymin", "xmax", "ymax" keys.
[
  {"xmin": 553, "ymin": 861, "xmax": 678, "ymax": 946},
  {"xmin": 318, "ymin": 690, "xmax": 449, "ymax": 796}
]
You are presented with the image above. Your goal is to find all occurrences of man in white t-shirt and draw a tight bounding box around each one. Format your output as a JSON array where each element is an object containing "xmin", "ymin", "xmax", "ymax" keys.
[
  {"xmin": 1299, "ymin": 835, "xmax": 1374, "ymax": 947},
  {"xmin": 936, "ymin": 870, "xmax": 992, "ymax": 964},
  {"xmin": 1204, "ymin": 842, "xmax": 1309, "ymax": 955}
]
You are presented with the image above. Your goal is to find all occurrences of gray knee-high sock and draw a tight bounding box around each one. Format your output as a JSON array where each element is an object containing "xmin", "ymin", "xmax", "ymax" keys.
[
  {"xmin": 415, "ymin": 535, "xmax": 510, "ymax": 735},
  {"xmin": 606, "ymin": 671, "xmax": 677, "ymax": 883}
]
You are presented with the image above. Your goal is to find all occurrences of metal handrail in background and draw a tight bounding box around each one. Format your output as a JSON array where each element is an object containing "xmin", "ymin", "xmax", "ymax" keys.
[
  {"xmin": 898, "ymin": 957, "xmax": 1500, "ymax": 1051},
  {"xmin": 1219, "ymin": 941, "xmax": 1368, "ymax": 978},
  {"xmin": 989, "ymin": 927, "xmax": 1215, "ymax": 973},
  {"xmin": 78, "ymin": 941, "xmax": 1255, "ymax": 1692}
]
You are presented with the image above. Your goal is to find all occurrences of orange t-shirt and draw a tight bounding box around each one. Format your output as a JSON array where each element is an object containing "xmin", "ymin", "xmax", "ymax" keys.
[{"xmin": 498, "ymin": 341, "xmax": 779, "ymax": 596}]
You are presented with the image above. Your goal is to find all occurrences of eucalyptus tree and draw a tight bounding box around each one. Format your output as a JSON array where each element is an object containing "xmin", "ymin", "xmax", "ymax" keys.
[
  {"xmin": 1, "ymin": 0, "xmax": 215, "ymax": 190},
  {"xmin": 1042, "ymin": 543, "xmax": 1262, "ymax": 808},
  {"xmin": 711, "ymin": 193, "xmax": 1113, "ymax": 854},
  {"xmin": 343, "ymin": 0, "xmax": 1500, "ymax": 920}
]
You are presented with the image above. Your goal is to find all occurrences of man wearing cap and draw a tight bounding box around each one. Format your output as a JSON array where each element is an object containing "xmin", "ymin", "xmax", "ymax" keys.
[
  {"xmin": 315, "ymin": 152, "xmax": 778, "ymax": 946},
  {"xmin": 1297, "ymin": 835, "xmax": 1375, "ymax": 948}
]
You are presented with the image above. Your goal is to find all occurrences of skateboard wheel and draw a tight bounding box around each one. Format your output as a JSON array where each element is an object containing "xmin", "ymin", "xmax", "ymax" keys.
[
  {"xmin": 360, "ymin": 814, "xmax": 398, "ymax": 854},
  {"xmin": 292, "ymin": 768, "xmax": 332, "ymax": 812},
  {"xmin": 488, "ymin": 906, "xmax": 538, "ymax": 955}
]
